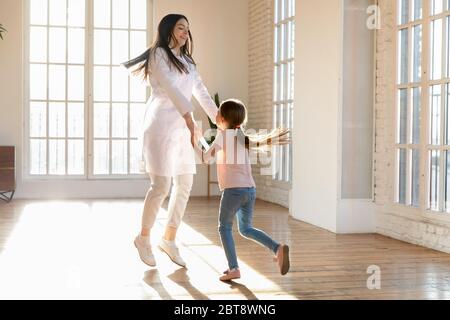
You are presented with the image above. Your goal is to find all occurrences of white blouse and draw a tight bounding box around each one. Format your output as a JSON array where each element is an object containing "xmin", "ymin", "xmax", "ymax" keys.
[{"xmin": 140, "ymin": 47, "xmax": 218, "ymax": 177}]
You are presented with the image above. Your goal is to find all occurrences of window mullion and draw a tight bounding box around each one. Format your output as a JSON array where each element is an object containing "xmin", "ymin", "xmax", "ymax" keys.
[
  {"xmin": 46, "ymin": 0, "xmax": 50, "ymax": 175},
  {"xmin": 87, "ymin": 0, "xmax": 94, "ymax": 179},
  {"xmin": 422, "ymin": 0, "xmax": 431, "ymax": 211},
  {"xmin": 127, "ymin": 0, "xmax": 131, "ymax": 175},
  {"xmin": 109, "ymin": 0, "xmax": 113, "ymax": 175},
  {"xmin": 65, "ymin": 0, "xmax": 69, "ymax": 176}
]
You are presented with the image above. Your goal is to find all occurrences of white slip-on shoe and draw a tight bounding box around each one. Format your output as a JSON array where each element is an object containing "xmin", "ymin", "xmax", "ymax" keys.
[
  {"xmin": 134, "ymin": 236, "xmax": 156, "ymax": 267},
  {"xmin": 158, "ymin": 238, "xmax": 186, "ymax": 268}
]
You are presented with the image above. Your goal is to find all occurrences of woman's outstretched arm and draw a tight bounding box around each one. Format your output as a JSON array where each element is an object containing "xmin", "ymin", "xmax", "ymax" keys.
[{"xmin": 192, "ymin": 70, "xmax": 219, "ymax": 124}]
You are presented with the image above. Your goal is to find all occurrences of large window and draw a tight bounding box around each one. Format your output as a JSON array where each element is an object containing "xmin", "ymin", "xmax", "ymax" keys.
[
  {"xmin": 273, "ymin": 0, "xmax": 295, "ymax": 183},
  {"xmin": 27, "ymin": 0, "xmax": 149, "ymax": 178},
  {"xmin": 396, "ymin": 0, "xmax": 450, "ymax": 212}
]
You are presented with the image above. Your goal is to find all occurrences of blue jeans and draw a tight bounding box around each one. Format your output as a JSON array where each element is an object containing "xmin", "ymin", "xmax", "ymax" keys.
[{"xmin": 218, "ymin": 187, "xmax": 280, "ymax": 270}]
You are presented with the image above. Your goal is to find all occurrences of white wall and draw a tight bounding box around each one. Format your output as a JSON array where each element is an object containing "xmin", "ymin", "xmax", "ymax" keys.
[
  {"xmin": 290, "ymin": 0, "xmax": 376, "ymax": 233},
  {"xmin": 0, "ymin": 0, "xmax": 248, "ymax": 199},
  {"xmin": 341, "ymin": 0, "xmax": 374, "ymax": 200},
  {"xmin": 291, "ymin": 0, "xmax": 344, "ymax": 233},
  {"xmin": 337, "ymin": 0, "xmax": 376, "ymax": 233}
]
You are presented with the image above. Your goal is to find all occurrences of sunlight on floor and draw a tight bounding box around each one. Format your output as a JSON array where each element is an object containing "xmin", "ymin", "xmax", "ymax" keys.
[{"xmin": 0, "ymin": 200, "xmax": 296, "ymax": 300}]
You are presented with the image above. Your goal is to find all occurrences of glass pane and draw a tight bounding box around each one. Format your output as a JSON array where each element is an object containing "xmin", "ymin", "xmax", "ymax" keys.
[
  {"xmin": 94, "ymin": 103, "xmax": 110, "ymax": 138},
  {"xmin": 279, "ymin": 0, "xmax": 284, "ymax": 21},
  {"xmin": 432, "ymin": 0, "xmax": 444, "ymax": 15},
  {"xmin": 49, "ymin": 139, "xmax": 65, "ymax": 175},
  {"xmin": 412, "ymin": 0, "xmax": 423, "ymax": 20},
  {"xmin": 49, "ymin": 27, "xmax": 66, "ymax": 63},
  {"xmin": 447, "ymin": 84, "xmax": 450, "ymax": 143},
  {"xmin": 290, "ymin": 21, "xmax": 295, "ymax": 59},
  {"xmin": 94, "ymin": 66, "xmax": 110, "ymax": 101},
  {"xmin": 68, "ymin": 0, "xmax": 85, "ymax": 27},
  {"xmin": 30, "ymin": 64, "xmax": 47, "ymax": 100},
  {"xmin": 279, "ymin": 63, "xmax": 285, "ymax": 101},
  {"xmin": 94, "ymin": 30, "xmax": 110, "ymax": 65},
  {"xmin": 130, "ymin": 103, "xmax": 145, "ymax": 138},
  {"xmin": 398, "ymin": 28, "xmax": 409, "ymax": 84},
  {"xmin": 130, "ymin": 76, "xmax": 146, "ymax": 102},
  {"xmin": 30, "ymin": 26, "xmax": 47, "ymax": 63},
  {"xmin": 412, "ymin": 87, "xmax": 421, "ymax": 144},
  {"xmin": 30, "ymin": 0, "xmax": 48, "ymax": 25},
  {"xmin": 112, "ymin": 67, "xmax": 128, "ymax": 102},
  {"xmin": 447, "ymin": 17, "xmax": 450, "ymax": 78},
  {"xmin": 274, "ymin": 0, "xmax": 279, "ymax": 24},
  {"xmin": 112, "ymin": 0, "xmax": 128, "ymax": 29},
  {"xmin": 49, "ymin": 0, "xmax": 67, "ymax": 26},
  {"xmin": 398, "ymin": 0, "xmax": 409, "ymax": 24},
  {"xmin": 49, "ymin": 64, "xmax": 66, "ymax": 100},
  {"xmin": 286, "ymin": 62, "xmax": 291, "ymax": 101},
  {"xmin": 412, "ymin": 149, "xmax": 420, "ymax": 207},
  {"xmin": 412, "ymin": 25, "xmax": 422, "ymax": 82},
  {"xmin": 446, "ymin": 151, "xmax": 450, "ymax": 212},
  {"xmin": 129, "ymin": 139, "xmax": 141, "ymax": 174},
  {"xmin": 112, "ymin": 140, "xmax": 127, "ymax": 174},
  {"xmin": 290, "ymin": 60, "xmax": 294, "ymax": 101},
  {"xmin": 112, "ymin": 103, "xmax": 128, "ymax": 138},
  {"xmin": 273, "ymin": 65, "xmax": 278, "ymax": 102},
  {"xmin": 94, "ymin": 140, "xmax": 109, "ymax": 174},
  {"xmin": 112, "ymin": 30, "xmax": 128, "ymax": 65},
  {"xmin": 94, "ymin": 0, "xmax": 110, "ymax": 28},
  {"xmin": 430, "ymin": 150, "xmax": 440, "ymax": 210},
  {"xmin": 431, "ymin": 19, "xmax": 443, "ymax": 80},
  {"xmin": 398, "ymin": 89, "xmax": 408, "ymax": 144},
  {"xmin": 68, "ymin": 28, "xmax": 85, "ymax": 64},
  {"xmin": 281, "ymin": 23, "xmax": 286, "ymax": 61},
  {"xmin": 68, "ymin": 139, "xmax": 84, "ymax": 175},
  {"xmin": 431, "ymin": 85, "xmax": 442, "ymax": 145},
  {"xmin": 130, "ymin": 0, "xmax": 146, "ymax": 29},
  {"xmin": 130, "ymin": 31, "xmax": 147, "ymax": 61},
  {"xmin": 68, "ymin": 103, "xmax": 84, "ymax": 138},
  {"xmin": 274, "ymin": 25, "xmax": 279, "ymax": 63},
  {"xmin": 286, "ymin": 23, "xmax": 292, "ymax": 62},
  {"xmin": 30, "ymin": 139, "xmax": 47, "ymax": 174},
  {"xmin": 68, "ymin": 65, "xmax": 84, "ymax": 101},
  {"xmin": 49, "ymin": 102, "xmax": 65, "ymax": 137},
  {"xmin": 30, "ymin": 102, "xmax": 47, "ymax": 137},
  {"xmin": 398, "ymin": 149, "xmax": 407, "ymax": 204}
]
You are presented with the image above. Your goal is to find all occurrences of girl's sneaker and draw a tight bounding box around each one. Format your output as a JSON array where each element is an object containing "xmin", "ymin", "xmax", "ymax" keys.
[
  {"xmin": 219, "ymin": 268, "xmax": 241, "ymax": 281},
  {"xmin": 276, "ymin": 244, "xmax": 290, "ymax": 275}
]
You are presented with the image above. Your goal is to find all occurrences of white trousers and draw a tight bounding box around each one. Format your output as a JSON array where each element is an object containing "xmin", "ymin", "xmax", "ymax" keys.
[{"xmin": 141, "ymin": 174, "xmax": 193, "ymax": 229}]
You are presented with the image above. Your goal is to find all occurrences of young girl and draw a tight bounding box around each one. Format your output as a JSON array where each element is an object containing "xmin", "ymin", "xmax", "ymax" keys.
[{"xmin": 198, "ymin": 99, "xmax": 290, "ymax": 281}]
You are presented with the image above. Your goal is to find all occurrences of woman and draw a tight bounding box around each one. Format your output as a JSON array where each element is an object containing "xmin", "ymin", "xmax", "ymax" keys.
[{"xmin": 123, "ymin": 14, "xmax": 218, "ymax": 268}]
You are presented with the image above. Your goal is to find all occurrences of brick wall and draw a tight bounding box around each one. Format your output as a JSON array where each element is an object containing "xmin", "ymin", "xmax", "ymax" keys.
[
  {"xmin": 248, "ymin": 0, "xmax": 290, "ymax": 208},
  {"xmin": 375, "ymin": 0, "xmax": 450, "ymax": 253}
]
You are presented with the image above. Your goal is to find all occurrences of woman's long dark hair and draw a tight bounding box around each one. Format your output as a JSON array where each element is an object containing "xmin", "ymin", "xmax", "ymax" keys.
[{"xmin": 121, "ymin": 14, "xmax": 196, "ymax": 80}]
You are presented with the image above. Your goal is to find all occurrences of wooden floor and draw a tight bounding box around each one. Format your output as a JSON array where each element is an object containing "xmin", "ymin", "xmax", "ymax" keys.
[{"xmin": 1, "ymin": 197, "xmax": 450, "ymax": 300}]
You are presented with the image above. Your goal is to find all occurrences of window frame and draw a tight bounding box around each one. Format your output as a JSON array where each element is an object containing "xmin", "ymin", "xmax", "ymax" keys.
[
  {"xmin": 23, "ymin": 0, "xmax": 152, "ymax": 181},
  {"xmin": 272, "ymin": 0, "xmax": 295, "ymax": 186},
  {"xmin": 392, "ymin": 0, "xmax": 450, "ymax": 225}
]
